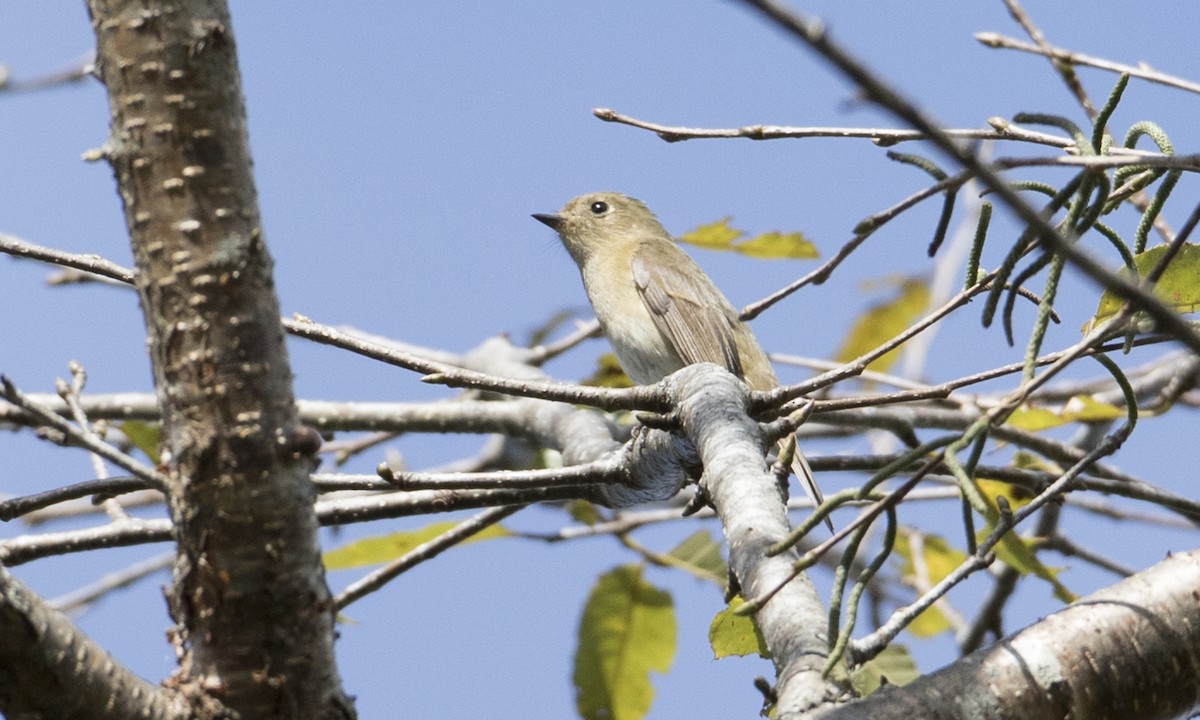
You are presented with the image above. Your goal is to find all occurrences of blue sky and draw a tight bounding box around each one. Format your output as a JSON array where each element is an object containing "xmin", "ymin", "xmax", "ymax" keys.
[{"xmin": 2, "ymin": 2, "xmax": 1198, "ymax": 718}]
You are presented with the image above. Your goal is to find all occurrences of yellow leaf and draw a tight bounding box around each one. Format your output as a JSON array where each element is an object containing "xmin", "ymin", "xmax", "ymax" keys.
[
  {"xmin": 1006, "ymin": 395, "xmax": 1125, "ymax": 431},
  {"xmin": 1083, "ymin": 242, "xmax": 1200, "ymax": 333},
  {"xmin": 905, "ymin": 604, "xmax": 951, "ymax": 637},
  {"xmin": 679, "ymin": 218, "xmax": 818, "ymax": 260},
  {"xmin": 976, "ymin": 478, "xmax": 1035, "ymax": 511},
  {"xmin": 893, "ymin": 529, "xmax": 965, "ymax": 638},
  {"xmin": 1005, "ymin": 404, "xmax": 1066, "ymax": 431},
  {"xmin": 323, "ymin": 522, "xmax": 511, "ymax": 569},
  {"xmin": 836, "ymin": 279, "xmax": 931, "ymax": 373},
  {"xmin": 974, "ymin": 488, "xmax": 1076, "ymax": 604},
  {"xmin": 709, "ymin": 597, "xmax": 769, "ymax": 659},
  {"xmin": 985, "ymin": 527, "xmax": 1076, "ymax": 603},
  {"xmin": 678, "ymin": 218, "xmax": 742, "ymax": 250},
  {"xmin": 734, "ymin": 231, "xmax": 818, "ymax": 259},
  {"xmin": 1061, "ymin": 395, "xmax": 1125, "ymax": 421},
  {"xmin": 575, "ymin": 565, "xmax": 676, "ymax": 720}
]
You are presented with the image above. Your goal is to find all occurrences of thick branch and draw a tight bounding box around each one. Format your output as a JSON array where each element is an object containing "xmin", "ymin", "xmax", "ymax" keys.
[
  {"xmin": 0, "ymin": 564, "xmax": 184, "ymax": 720},
  {"xmin": 668, "ymin": 364, "xmax": 844, "ymax": 715},
  {"xmin": 821, "ymin": 549, "xmax": 1200, "ymax": 720}
]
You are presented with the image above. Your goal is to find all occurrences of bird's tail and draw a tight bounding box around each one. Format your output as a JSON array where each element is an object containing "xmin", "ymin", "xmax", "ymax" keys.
[{"xmin": 781, "ymin": 434, "xmax": 834, "ymax": 533}]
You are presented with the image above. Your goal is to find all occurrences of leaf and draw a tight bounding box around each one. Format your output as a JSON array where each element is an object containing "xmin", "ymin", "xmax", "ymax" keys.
[
  {"xmin": 976, "ymin": 479, "xmax": 1034, "ymax": 512},
  {"xmin": 323, "ymin": 521, "xmax": 511, "ymax": 569},
  {"xmin": 850, "ymin": 644, "xmax": 921, "ymax": 695},
  {"xmin": 679, "ymin": 218, "xmax": 818, "ymax": 259},
  {"xmin": 981, "ymin": 523, "xmax": 1076, "ymax": 604},
  {"xmin": 582, "ymin": 353, "xmax": 633, "ymax": 389},
  {"xmin": 734, "ymin": 231, "xmax": 818, "ymax": 259},
  {"xmin": 119, "ymin": 421, "xmax": 161, "ymax": 465},
  {"xmin": 678, "ymin": 217, "xmax": 742, "ymax": 250},
  {"xmin": 569, "ymin": 500, "xmax": 603, "ymax": 526},
  {"xmin": 666, "ymin": 530, "xmax": 726, "ymax": 587},
  {"xmin": 1061, "ymin": 394, "xmax": 1125, "ymax": 421},
  {"xmin": 1005, "ymin": 395, "xmax": 1125, "ymax": 431},
  {"xmin": 709, "ymin": 597, "xmax": 769, "ymax": 659},
  {"xmin": 969, "ymin": 482, "xmax": 1076, "ymax": 603},
  {"xmin": 835, "ymin": 278, "xmax": 931, "ymax": 372},
  {"xmin": 575, "ymin": 565, "xmax": 676, "ymax": 720},
  {"xmin": 1011, "ymin": 451, "xmax": 1061, "ymax": 474},
  {"xmin": 1083, "ymin": 241, "xmax": 1200, "ymax": 333},
  {"xmin": 904, "ymin": 602, "xmax": 951, "ymax": 638},
  {"xmin": 894, "ymin": 529, "xmax": 965, "ymax": 638},
  {"xmin": 1004, "ymin": 405, "xmax": 1066, "ymax": 432}
]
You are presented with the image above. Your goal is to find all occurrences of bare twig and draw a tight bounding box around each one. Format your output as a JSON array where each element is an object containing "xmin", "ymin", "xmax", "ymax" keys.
[
  {"xmin": 333, "ymin": 504, "xmax": 525, "ymax": 609},
  {"xmin": 976, "ymin": 32, "xmax": 1200, "ymax": 96},
  {"xmin": 594, "ymin": 107, "xmax": 1072, "ymax": 148},
  {"xmin": 0, "ymin": 376, "xmax": 168, "ymax": 492},
  {"xmin": 736, "ymin": 0, "xmax": 1200, "ymax": 357},
  {"xmin": 999, "ymin": 0, "xmax": 1097, "ymax": 117},
  {"xmin": 0, "ymin": 232, "xmax": 664, "ymax": 412},
  {"xmin": 49, "ymin": 551, "xmax": 174, "ymax": 614}
]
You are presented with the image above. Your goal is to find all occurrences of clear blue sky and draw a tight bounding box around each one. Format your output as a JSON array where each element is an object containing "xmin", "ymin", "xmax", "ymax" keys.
[{"xmin": 2, "ymin": 2, "xmax": 1198, "ymax": 718}]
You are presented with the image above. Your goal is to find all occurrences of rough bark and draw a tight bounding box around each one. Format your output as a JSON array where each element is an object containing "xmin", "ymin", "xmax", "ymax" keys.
[{"xmin": 84, "ymin": 1, "xmax": 354, "ymax": 717}]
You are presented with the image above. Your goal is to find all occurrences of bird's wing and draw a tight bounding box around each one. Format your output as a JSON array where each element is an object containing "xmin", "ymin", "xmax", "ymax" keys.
[{"xmin": 631, "ymin": 243, "xmax": 744, "ymax": 378}]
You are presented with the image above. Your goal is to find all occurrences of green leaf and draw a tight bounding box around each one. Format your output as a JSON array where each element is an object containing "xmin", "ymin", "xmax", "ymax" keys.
[
  {"xmin": 835, "ymin": 278, "xmax": 931, "ymax": 372},
  {"xmin": 734, "ymin": 231, "xmax": 818, "ymax": 259},
  {"xmin": 575, "ymin": 565, "xmax": 676, "ymax": 720},
  {"xmin": 850, "ymin": 644, "xmax": 920, "ymax": 695},
  {"xmin": 1083, "ymin": 241, "xmax": 1200, "ymax": 333},
  {"xmin": 323, "ymin": 521, "xmax": 511, "ymax": 569},
  {"xmin": 119, "ymin": 421, "xmax": 161, "ymax": 465},
  {"xmin": 709, "ymin": 597, "xmax": 769, "ymax": 659},
  {"xmin": 678, "ymin": 217, "xmax": 742, "ymax": 250},
  {"xmin": 569, "ymin": 500, "xmax": 603, "ymax": 526},
  {"xmin": 1011, "ymin": 451, "xmax": 1060, "ymax": 474},
  {"xmin": 666, "ymin": 530, "xmax": 726, "ymax": 587}
]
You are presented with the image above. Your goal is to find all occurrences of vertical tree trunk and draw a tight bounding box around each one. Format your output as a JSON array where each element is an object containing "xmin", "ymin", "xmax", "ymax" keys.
[{"xmin": 84, "ymin": 1, "xmax": 354, "ymax": 717}]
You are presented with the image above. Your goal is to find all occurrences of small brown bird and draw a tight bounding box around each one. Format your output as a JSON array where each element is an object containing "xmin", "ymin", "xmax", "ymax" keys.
[{"xmin": 534, "ymin": 192, "xmax": 827, "ymax": 525}]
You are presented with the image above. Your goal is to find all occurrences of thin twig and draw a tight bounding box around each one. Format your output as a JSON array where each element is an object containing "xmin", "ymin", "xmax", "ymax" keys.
[
  {"xmin": 380, "ymin": 462, "xmax": 614, "ymax": 491},
  {"xmin": 334, "ymin": 504, "xmax": 525, "ymax": 609},
  {"xmin": 737, "ymin": 0, "xmax": 1200, "ymax": 357},
  {"xmin": 0, "ymin": 232, "xmax": 664, "ymax": 412},
  {"xmin": 49, "ymin": 551, "xmax": 174, "ymax": 614},
  {"xmin": 0, "ymin": 376, "xmax": 169, "ymax": 492},
  {"xmin": 976, "ymin": 32, "xmax": 1200, "ymax": 96},
  {"xmin": 1000, "ymin": 0, "xmax": 1097, "ymax": 117},
  {"xmin": 594, "ymin": 107, "xmax": 1072, "ymax": 148},
  {"xmin": 0, "ymin": 477, "xmax": 154, "ymax": 521},
  {"xmin": 741, "ymin": 171, "xmax": 973, "ymax": 320}
]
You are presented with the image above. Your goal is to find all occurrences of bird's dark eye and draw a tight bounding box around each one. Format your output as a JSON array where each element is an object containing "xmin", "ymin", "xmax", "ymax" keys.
[{"xmin": 590, "ymin": 201, "xmax": 609, "ymax": 215}]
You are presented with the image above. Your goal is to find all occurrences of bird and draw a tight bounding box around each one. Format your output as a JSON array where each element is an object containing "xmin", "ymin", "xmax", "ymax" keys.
[{"xmin": 533, "ymin": 191, "xmax": 828, "ymax": 528}]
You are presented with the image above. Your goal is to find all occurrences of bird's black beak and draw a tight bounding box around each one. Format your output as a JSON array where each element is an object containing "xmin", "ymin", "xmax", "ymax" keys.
[{"xmin": 532, "ymin": 213, "xmax": 563, "ymax": 230}]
